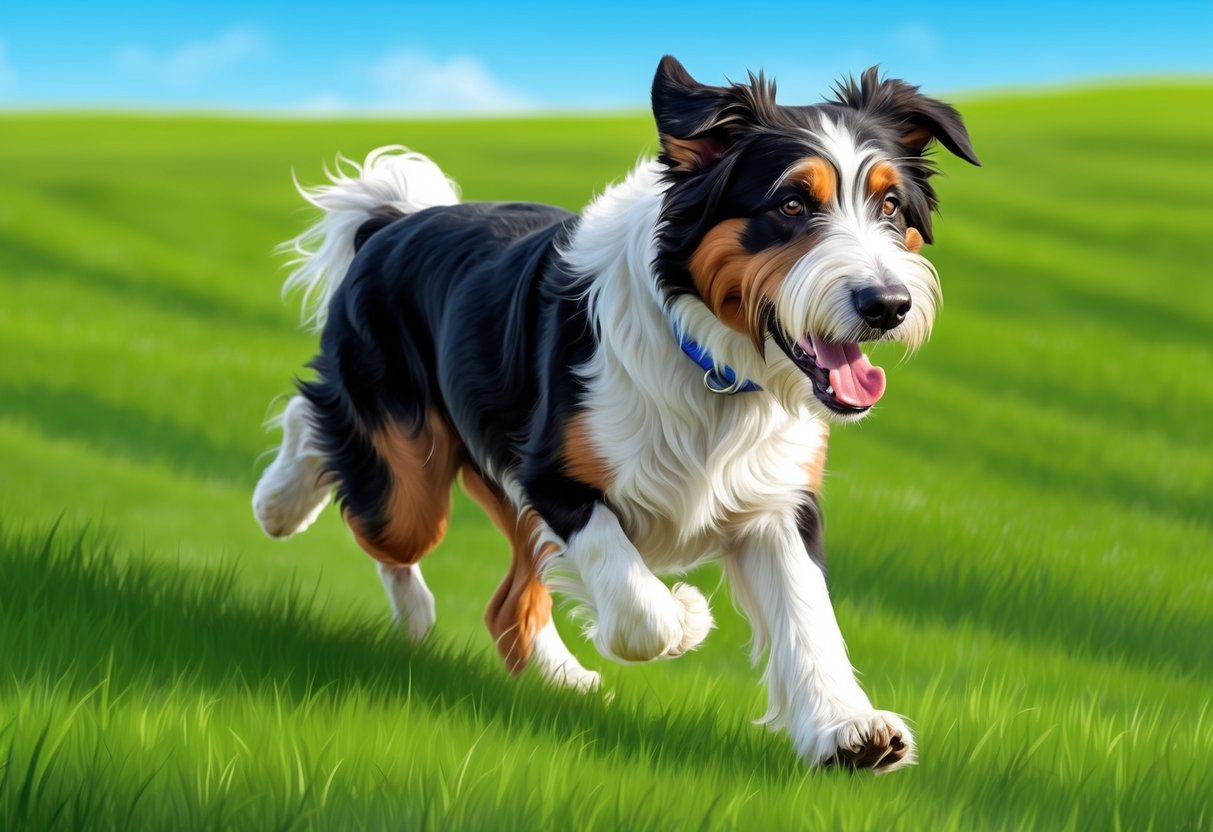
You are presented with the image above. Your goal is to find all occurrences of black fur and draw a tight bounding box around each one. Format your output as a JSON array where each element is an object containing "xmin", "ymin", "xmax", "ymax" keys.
[
  {"xmin": 296, "ymin": 57, "xmax": 977, "ymax": 547},
  {"xmin": 299, "ymin": 202, "xmax": 603, "ymax": 539},
  {"xmin": 651, "ymin": 55, "xmax": 979, "ymax": 311},
  {"xmin": 796, "ymin": 494, "xmax": 827, "ymax": 578}
]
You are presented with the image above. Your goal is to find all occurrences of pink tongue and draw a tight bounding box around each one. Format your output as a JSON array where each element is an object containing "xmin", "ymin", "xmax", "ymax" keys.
[{"xmin": 801, "ymin": 335, "xmax": 887, "ymax": 407}]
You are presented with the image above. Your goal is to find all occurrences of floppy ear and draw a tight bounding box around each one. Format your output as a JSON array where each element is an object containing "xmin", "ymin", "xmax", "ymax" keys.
[
  {"xmin": 840, "ymin": 67, "xmax": 981, "ymax": 166},
  {"xmin": 652, "ymin": 55, "xmax": 759, "ymax": 172},
  {"xmin": 896, "ymin": 94, "xmax": 981, "ymax": 166}
]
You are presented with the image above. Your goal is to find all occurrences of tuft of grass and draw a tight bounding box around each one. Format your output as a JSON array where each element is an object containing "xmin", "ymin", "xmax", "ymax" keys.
[{"xmin": 1, "ymin": 83, "xmax": 1212, "ymax": 829}]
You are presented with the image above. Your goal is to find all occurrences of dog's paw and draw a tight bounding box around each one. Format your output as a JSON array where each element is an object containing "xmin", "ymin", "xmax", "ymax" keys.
[
  {"xmin": 593, "ymin": 577, "xmax": 685, "ymax": 663},
  {"xmin": 542, "ymin": 664, "xmax": 603, "ymax": 693},
  {"xmin": 660, "ymin": 582, "xmax": 714, "ymax": 658},
  {"xmin": 820, "ymin": 711, "xmax": 915, "ymax": 773},
  {"xmin": 253, "ymin": 396, "xmax": 332, "ymax": 538},
  {"xmin": 252, "ymin": 473, "xmax": 330, "ymax": 538}
]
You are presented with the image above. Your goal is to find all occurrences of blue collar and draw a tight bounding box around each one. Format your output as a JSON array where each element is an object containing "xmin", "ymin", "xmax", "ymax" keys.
[{"xmin": 677, "ymin": 330, "xmax": 762, "ymax": 394}]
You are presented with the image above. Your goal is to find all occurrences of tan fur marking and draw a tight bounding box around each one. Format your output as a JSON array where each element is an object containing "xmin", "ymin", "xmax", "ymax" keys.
[
  {"xmin": 461, "ymin": 467, "xmax": 556, "ymax": 673},
  {"xmin": 787, "ymin": 157, "xmax": 838, "ymax": 206},
  {"xmin": 688, "ymin": 218, "xmax": 817, "ymax": 351},
  {"xmin": 662, "ymin": 134, "xmax": 714, "ymax": 170},
  {"xmin": 901, "ymin": 126, "xmax": 934, "ymax": 152},
  {"xmin": 866, "ymin": 161, "xmax": 901, "ymax": 198},
  {"xmin": 803, "ymin": 423, "xmax": 830, "ymax": 494},
  {"xmin": 345, "ymin": 413, "xmax": 462, "ymax": 567},
  {"xmin": 905, "ymin": 227, "xmax": 924, "ymax": 253},
  {"xmin": 562, "ymin": 411, "xmax": 614, "ymax": 490}
]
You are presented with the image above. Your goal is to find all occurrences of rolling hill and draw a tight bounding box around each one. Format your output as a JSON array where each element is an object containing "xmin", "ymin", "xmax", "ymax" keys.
[{"xmin": 1, "ymin": 82, "xmax": 1211, "ymax": 829}]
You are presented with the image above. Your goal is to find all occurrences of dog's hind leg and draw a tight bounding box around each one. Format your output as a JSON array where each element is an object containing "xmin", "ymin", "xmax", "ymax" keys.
[
  {"xmin": 377, "ymin": 562, "xmax": 437, "ymax": 642},
  {"xmin": 336, "ymin": 411, "xmax": 463, "ymax": 640},
  {"xmin": 253, "ymin": 395, "xmax": 333, "ymax": 538},
  {"xmin": 461, "ymin": 467, "xmax": 600, "ymax": 691}
]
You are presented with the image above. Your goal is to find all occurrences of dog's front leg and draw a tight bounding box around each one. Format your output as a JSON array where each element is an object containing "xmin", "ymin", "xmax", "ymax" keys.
[
  {"xmin": 725, "ymin": 508, "xmax": 915, "ymax": 771},
  {"xmin": 550, "ymin": 503, "xmax": 713, "ymax": 663}
]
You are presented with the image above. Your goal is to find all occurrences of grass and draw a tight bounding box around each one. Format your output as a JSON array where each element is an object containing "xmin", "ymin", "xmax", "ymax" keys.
[{"xmin": 1, "ymin": 82, "xmax": 1212, "ymax": 829}]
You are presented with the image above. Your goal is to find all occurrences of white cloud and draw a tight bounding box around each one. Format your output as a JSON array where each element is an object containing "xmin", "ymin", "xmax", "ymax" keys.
[
  {"xmin": 0, "ymin": 39, "xmax": 14, "ymax": 89},
  {"xmin": 889, "ymin": 24, "xmax": 939, "ymax": 60},
  {"xmin": 368, "ymin": 51, "xmax": 534, "ymax": 114},
  {"xmin": 115, "ymin": 27, "xmax": 266, "ymax": 86}
]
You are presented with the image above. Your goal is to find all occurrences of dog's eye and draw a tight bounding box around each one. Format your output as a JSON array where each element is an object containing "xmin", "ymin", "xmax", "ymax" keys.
[
  {"xmin": 882, "ymin": 196, "xmax": 900, "ymax": 218},
  {"xmin": 780, "ymin": 198, "xmax": 805, "ymax": 218}
]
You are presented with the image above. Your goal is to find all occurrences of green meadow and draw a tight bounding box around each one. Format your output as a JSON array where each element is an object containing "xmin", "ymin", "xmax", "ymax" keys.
[{"xmin": 1, "ymin": 83, "xmax": 1211, "ymax": 829}]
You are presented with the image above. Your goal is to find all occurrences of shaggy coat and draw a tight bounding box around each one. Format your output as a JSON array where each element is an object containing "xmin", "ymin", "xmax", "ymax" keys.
[{"xmin": 254, "ymin": 56, "xmax": 978, "ymax": 772}]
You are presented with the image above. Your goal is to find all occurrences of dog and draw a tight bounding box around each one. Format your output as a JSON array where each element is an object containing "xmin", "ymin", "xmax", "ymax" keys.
[{"xmin": 253, "ymin": 55, "xmax": 978, "ymax": 772}]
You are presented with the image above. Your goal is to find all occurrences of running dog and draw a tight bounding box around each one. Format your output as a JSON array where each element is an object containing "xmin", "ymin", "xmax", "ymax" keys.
[{"xmin": 254, "ymin": 56, "xmax": 979, "ymax": 771}]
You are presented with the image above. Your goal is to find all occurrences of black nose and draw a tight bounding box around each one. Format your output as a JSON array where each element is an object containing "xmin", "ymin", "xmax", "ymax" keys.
[{"xmin": 852, "ymin": 284, "xmax": 912, "ymax": 331}]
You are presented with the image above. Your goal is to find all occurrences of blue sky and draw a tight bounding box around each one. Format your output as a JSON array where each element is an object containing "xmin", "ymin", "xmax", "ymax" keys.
[{"xmin": 1, "ymin": 1, "xmax": 1210, "ymax": 113}]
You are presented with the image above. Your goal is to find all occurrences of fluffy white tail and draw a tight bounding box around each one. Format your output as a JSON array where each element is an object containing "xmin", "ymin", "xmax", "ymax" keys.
[{"xmin": 279, "ymin": 145, "xmax": 460, "ymax": 331}]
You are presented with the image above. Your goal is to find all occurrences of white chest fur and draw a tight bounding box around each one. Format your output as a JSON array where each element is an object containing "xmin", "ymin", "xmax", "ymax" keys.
[
  {"xmin": 566, "ymin": 160, "xmax": 828, "ymax": 571},
  {"xmin": 581, "ymin": 360, "xmax": 828, "ymax": 572}
]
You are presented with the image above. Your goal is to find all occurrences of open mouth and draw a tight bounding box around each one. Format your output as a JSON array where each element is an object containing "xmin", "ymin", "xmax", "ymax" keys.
[{"xmin": 770, "ymin": 323, "xmax": 887, "ymax": 415}]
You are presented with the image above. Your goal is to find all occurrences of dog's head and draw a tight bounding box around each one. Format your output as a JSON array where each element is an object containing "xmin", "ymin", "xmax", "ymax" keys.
[{"xmin": 652, "ymin": 56, "xmax": 979, "ymax": 422}]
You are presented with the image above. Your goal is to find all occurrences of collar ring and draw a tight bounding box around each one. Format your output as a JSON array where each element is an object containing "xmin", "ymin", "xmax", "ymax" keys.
[{"xmin": 703, "ymin": 368, "xmax": 746, "ymax": 395}]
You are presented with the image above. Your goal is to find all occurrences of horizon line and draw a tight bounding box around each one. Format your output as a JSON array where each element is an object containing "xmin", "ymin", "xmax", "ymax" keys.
[{"xmin": 1, "ymin": 72, "xmax": 1209, "ymax": 121}]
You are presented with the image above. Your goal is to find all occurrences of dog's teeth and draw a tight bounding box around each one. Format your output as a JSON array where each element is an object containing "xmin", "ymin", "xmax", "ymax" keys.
[{"xmin": 825, "ymin": 385, "xmax": 834, "ymax": 395}]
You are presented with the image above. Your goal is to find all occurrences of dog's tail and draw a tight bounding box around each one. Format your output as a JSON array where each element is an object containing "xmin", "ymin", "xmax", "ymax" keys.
[{"xmin": 279, "ymin": 145, "xmax": 460, "ymax": 331}]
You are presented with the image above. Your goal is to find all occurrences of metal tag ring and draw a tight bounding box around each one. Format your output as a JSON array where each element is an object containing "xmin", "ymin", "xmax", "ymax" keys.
[{"xmin": 703, "ymin": 368, "xmax": 745, "ymax": 395}]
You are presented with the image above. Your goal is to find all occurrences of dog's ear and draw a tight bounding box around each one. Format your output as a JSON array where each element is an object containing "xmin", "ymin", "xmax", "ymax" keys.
[
  {"xmin": 838, "ymin": 67, "xmax": 981, "ymax": 166},
  {"xmin": 652, "ymin": 55, "xmax": 769, "ymax": 172}
]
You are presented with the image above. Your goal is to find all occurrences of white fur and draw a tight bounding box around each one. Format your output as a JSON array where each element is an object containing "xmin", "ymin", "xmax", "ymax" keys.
[
  {"xmin": 546, "ymin": 503, "xmax": 713, "ymax": 663},
  {"xmin": 377, "ymin": 562, "xmax": 437, "ymax": 642},
  {"xmin": 566, "ymin": 164, "xmax": 827, "ymax": 563},
  {"xmin": 253, "ymin": 395, "xmax": 332, "ymax": 538},
  {"xmin": 553, "ymin": 143, "xmax": 919, "ymax": 767},
  {"xmin": 772, "ymin": 117, "xmax": 940, "ymax": 358},
  {"xmin": 280, "ymin": 145, "xmax": 460, "ymax": 331},
  {"xmin": 725, "ymin": 520, "xmax": 914, "ymax": 769},
  {"xmin": 530, "ymin": 619, "xmax": 602, "ymax": 691}
]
